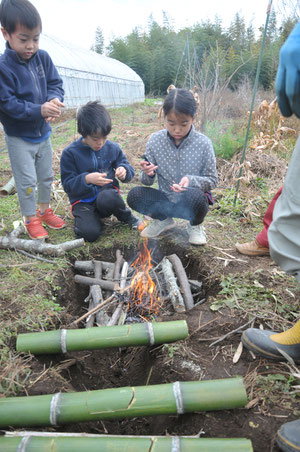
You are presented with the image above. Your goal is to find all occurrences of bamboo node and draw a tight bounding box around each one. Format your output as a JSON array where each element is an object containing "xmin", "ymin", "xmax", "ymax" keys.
[
  {"xmin": 146, "ymin": 323, "xmax": 155, "ymax": 346},
  {"xmin": 173, "ymin": 382, "xmax": 184, "ymax": 414}
]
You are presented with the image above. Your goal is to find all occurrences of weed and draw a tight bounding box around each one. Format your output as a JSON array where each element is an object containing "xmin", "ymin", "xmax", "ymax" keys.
[
  {"xmin": 162, "ymin": 344, "xmax": 180, "ymax": 359},
  {"xmin": 206, "ymin": 121, "xmax": 245, "ymax": 160},
  {"xmin": 211, "ymin": 188, "xmax": 245, "ymax": 217},
  {"xmin": 210, "ymin": 271, "xmax": 300, "ymax": 327}
]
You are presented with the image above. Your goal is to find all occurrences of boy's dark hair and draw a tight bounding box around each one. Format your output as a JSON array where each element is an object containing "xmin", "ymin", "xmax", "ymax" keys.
[
  {"xmin": 163, "ymin": 88, "xmax": 197, "ymax": 118},
  {"xmin": 0, "ymin": 0, "xmax": 42, "ymax": 34},
  {"xmin": 77, "ymin": 101, "xmax": 112, "ymax": 138}
]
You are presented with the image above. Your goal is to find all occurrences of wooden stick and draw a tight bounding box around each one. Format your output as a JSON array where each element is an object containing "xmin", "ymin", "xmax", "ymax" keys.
[
  {"xmin": 72, "ymin": 294, "xmax": 116, "ymax": 326},
  {"xmin": 209, "ymin": 318, "xmax": 256, "ymax": 347},
  {"xmin": 0, "ymin": 226, "xmax": 85, "ymax": 256},
  {"xmin": 74, "ymin": 260, "xmax": 114, "ymax": 273},
  {"xmin": 167, "ymin": 254, "xmax": 194, "ymax": 310},
  {"xmin": 161, "ymin": 257, "xmax": 186, "ymax": 313},
  {"xmin": 113, "ymin": 249, "xmax": 124, "ymax": 282},
  {"xmin": 74, "ymin": 274, "xmax": 118, "ymax": 291},
  {"xmin": 71, "ymin": 285, "xmax": 131, "ymax": 326},
  {"xmin": 108, "ymin": 262, "xmax": 129, "ymax": 326}
]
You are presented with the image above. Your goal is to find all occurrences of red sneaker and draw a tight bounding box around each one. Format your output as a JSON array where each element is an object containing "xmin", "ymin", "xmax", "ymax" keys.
[
  {"xmin": 37, "ymin": 208, "xmax": 66, "ymax": 229},
  {"xmin": 25, "ymin": 218, "xmax": 48, "ymax": 240}
]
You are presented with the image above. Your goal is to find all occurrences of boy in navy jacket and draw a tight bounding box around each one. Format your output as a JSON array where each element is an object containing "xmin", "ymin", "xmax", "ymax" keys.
[
  {"xmin": 60, "ymin": 101, "xmax": 141, "ymax": 242},
  {"xmin": 0, "ymin": 0, "xmax": 66, "ymax": 240}
]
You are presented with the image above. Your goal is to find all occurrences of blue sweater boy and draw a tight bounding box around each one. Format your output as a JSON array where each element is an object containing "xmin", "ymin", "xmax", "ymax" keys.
[{"xmin": 60, "ymin": 101, "xmax": 140, "ymax": 242}]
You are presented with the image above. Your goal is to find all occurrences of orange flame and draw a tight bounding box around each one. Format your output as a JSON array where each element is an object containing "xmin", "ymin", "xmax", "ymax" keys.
[
  {"xmin": 130, "ymin": 237, "xmax": 160, "ymax": 317},
  {"xmin": 138, "ymin": 219, "xmax": 148, "ymax": 232}
]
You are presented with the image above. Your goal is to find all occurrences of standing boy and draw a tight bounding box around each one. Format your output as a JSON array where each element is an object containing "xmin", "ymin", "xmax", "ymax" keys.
[
  {"xmin": 0, "ymin": 0, "xmax": 65, "ymax": 239},
  {"xmin": 60, "ymin": 101, "xmax": 141, "ymax": 242}
]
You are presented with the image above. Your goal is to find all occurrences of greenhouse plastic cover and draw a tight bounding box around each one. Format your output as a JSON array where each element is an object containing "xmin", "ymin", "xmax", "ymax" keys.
[{"xmin": 0, "ymin": 33, "xmax": 145, "ymax": 108}]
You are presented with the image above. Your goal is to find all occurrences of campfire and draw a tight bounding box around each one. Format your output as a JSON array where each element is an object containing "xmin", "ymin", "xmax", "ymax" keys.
[{"xmin": 74, "ymin": 237, "xmax": 203, "ymax": 327}]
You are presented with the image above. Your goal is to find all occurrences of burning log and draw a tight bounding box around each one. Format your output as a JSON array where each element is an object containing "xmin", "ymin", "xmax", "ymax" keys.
[
  {"xmin": 167, "ymin": 254, "xmax": 194, "ymax": 311},
  {"xmin": 0, "ymin": 432, "xmax": 253, "ymax": 451},
  {"xmin": 160, "ymin": 258, "xmax": 186, "ymax": 313},
  {"xmin": 16, "ymin": 320, "xmax": 189, "ymax": 354},
  {"xmin": 0, "ymin": 225, "xmax": 85, "ymax": 256},
  {"xmin": 0, "ymin": 378, "xmax": 248, "ymax": 428},
  {"xmin": 74, "ymin": 274, "xmax": 118, "ymax": 291}
]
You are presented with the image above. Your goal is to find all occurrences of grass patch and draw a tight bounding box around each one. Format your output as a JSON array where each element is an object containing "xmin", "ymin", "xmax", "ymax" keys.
[
  {"xmin": 210, "ymin": 271, "xmax": 300, "ymax": 327},
  {"xmin": 206, "ymin": 120, "xmax": 245, "ymax": 160}
]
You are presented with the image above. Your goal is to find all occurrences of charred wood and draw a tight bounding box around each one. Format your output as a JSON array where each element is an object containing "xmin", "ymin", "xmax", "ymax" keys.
[{"xmin": 167, "ymin": 254, "xmax": 194, "ymax": 311}]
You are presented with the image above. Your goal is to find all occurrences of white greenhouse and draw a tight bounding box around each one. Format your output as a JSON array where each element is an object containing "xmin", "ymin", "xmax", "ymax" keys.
[{"xmin": 0, "ymin": 34, "xmax": 145, "ymax": 108}]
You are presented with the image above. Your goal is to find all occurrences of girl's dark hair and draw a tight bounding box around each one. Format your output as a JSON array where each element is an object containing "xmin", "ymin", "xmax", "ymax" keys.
[
  {"xmin": 162, "ymin": 88, "xmax": 197, "ymax": 118},
  {"xmin": 77, "ymin": 101, "xmax": 112, "ymax": 138},
  {"xmin": 0, "ymin": 0, "xmax": 42, "ymax": 33}
]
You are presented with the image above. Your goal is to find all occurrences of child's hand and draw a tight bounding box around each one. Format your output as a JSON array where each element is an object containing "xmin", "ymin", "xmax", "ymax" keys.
[
  {"xmin": 49, "ymin": 98, "xmax": 65, "ymax": 108},
  {"xmin": 41, "ymin": 101, "xmax": 62, "ymax": 121},
  {"xmin": 171, "ymin": 176, "xmax": 189, "ymax": 192},
  {"xmin": 85, "ymin": 172, "xmax": 113, "ymax": 186},
  {"xmin": 141, "ymin": 160, "xmax": 158, "ymax": 176},
  {"xmin": 115, "ymin": 166, "xmax": 127, "ymax": 181}
]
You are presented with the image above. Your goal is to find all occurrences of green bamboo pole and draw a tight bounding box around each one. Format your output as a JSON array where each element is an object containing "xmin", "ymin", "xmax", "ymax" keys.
[
  {"xmin": 0, "ymin": 378, "xmax": 247, "ymax": 428},
  {"xmin": 0, "ymin": 434, "xmax": 253, "ymax": 451},
  {"xmin": 16, "ymin": 320, "xmax": 189, "ymax": 354}
]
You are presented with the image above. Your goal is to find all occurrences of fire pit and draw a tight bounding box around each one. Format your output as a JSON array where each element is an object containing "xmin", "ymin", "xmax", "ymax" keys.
[{"xmin": 73, "ymin": 237, "xmax": 203, "ymax": 328}]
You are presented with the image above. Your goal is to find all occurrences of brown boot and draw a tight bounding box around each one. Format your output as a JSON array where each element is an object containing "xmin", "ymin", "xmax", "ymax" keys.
[{"xmin": 236, "ymin": 239, "xmax": 269, "ymax": 256}]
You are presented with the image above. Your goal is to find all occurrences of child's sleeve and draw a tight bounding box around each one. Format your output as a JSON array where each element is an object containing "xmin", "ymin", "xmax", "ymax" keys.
[
  {"xmin": 187, "ymin": 137, "xmax": 218, "ymax": 191},
  {"xmin": 114, "ymin": 145, "xmax": 135, "ymax": 182},
  {"xmin": 45, "ymin": 56, "xmax": 64, "ymax": 102},
  {"xmin": 139, "ymin": 138, "xmax": 157, "ymax": 186}
]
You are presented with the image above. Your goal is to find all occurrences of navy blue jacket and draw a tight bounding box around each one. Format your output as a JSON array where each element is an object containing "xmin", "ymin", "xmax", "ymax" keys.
[
  {"xmin": 0, "ymin": 43, "xmax": 64, "ymax": 138},
  {"xmin": 60, "ymin": 138, "xmax": 135, "ymax": 204}
]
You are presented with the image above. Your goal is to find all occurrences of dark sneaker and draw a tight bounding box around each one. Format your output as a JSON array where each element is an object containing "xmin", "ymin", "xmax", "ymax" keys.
[
  {"xmin": 242, "ymin": 328, "xmax": 300, "ymax": 362},
  {"xmin": 126, "ymin": 216, "xmax": 144, "ymax": 230},
  {"xmin": 277, "ymin": 419, "xmax": 300, "ymax": 452}
]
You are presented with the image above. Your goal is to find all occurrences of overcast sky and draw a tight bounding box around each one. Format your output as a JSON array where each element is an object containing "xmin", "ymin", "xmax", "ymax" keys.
[{"xmin": 29, "ymin": 0, "xmax": 294, "ymax": 51}]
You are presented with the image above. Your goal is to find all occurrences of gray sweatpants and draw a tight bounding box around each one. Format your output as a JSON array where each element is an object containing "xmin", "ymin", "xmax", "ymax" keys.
[
  {"xmin": 269, "ymin": 135, "xmax": 300, "ymax": 283},
  {"xmin": 5, "ymin": 135, "xmax": 53, "ymax": 217}
]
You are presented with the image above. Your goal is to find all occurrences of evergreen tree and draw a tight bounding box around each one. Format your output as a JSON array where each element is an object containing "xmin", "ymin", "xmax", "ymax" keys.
[{"xmin": 92, "ymin": 26, "xmax": 104, "ymax": 54}]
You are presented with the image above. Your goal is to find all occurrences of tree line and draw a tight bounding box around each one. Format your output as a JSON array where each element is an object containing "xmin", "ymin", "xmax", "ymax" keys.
[{"xmin": 92, "ymin": 11, "xmax": 298, "ymax": 95}]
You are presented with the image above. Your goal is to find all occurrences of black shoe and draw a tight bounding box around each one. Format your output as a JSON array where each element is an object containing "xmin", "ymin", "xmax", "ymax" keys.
[
  {"xmin": 126, "ymin": 215, "xmax": 143, "ymax": 230},
  {"xmin": 277, "ymin": 419, "xmax": 300, "ymax": 452},
  {"xmin": 241, "ymin": 328, "xmax": 300, "ymax": 362}
]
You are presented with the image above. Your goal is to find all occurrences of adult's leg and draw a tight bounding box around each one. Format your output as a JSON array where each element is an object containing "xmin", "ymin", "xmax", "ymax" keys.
[
  {"xmin": 6, "ymin": 136, "xmax": 38, "ymax": 217},
  {"xmin": 96, "ymin": 187, "xmax": 134, "ymax": 223},
  {"xmin": 72, "ymin": 202, "xmax": 102, "ymax": 242},
  {"xmin": 256, "ymin": 186, "xmax": 283, "ymax": 247},
  {"xmin": 269, "ymin": 136, "xmax": 300, "ymax": 282},
  {"xmin": 242, "ymin": 137, "xmax": 300, "ymax": 361}
]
